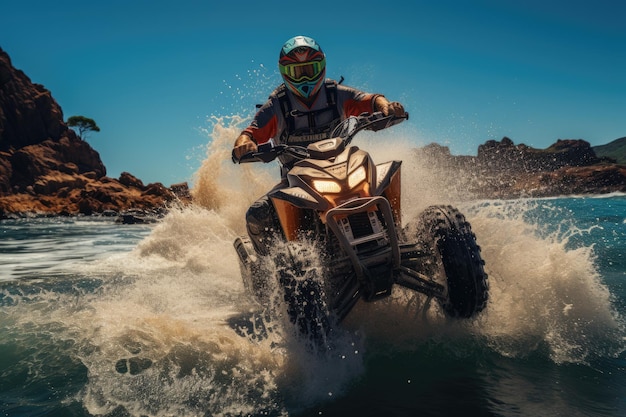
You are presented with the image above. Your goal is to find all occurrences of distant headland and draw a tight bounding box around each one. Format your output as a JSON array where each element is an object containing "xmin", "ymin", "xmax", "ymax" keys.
[
  {"xmin": 0, "ymin": 47, "xmax": 624, "ymax": 220},
  {"xmin": 412, "ymin": 136, "xmax": 625, "ymax": 200}
]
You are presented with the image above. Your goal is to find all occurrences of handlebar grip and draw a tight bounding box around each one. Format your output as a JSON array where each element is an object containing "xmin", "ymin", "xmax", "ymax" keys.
[{"xmin": 232, "ymin": 150, "xmax": 258, "ymax": 164}]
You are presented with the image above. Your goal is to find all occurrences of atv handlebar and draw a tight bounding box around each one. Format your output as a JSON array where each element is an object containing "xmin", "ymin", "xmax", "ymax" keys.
[
  {"xmin": 362, "ymin": 111, "xmax": 409, "ymax": 132},
  {"xmin": 233, "ymin": 112, "xmax": 408, "ymax": 164},
  {"xmin": 236, "ymin": 143, "xmax": 303, "ymax": 164}
]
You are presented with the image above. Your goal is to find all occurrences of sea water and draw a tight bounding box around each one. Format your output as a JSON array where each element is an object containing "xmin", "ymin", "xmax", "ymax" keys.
[{"xmin": 1, "ymin": 120, "xmax": 625, "ymax": 416}]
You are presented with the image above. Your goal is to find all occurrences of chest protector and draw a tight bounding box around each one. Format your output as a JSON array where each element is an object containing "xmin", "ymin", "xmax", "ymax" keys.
[{"xmin": 276, "ymin": 80, "xmax": 341, "ymax": 147}]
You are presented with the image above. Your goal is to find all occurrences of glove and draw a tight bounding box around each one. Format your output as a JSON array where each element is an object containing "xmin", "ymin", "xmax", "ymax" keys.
[
  {"xmin": 375, "ymin": 96, "xmax": 406, "ymax": 118},
  {"xmin": 232, "ymin": 135, "xmax": 258, "ymax": 163}
]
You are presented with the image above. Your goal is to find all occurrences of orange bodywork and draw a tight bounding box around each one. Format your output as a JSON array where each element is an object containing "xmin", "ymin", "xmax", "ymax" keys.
[
  {"xmin": 383, "ymin": 167, "xmax": 402, "ymax": 226},
  {"xmin": 271, "ymin": 197, "xmax": 303, "ymax": 241},
  {"xmin": 271, "ymin": 165, "xmax": 402, "ymax": 241}
]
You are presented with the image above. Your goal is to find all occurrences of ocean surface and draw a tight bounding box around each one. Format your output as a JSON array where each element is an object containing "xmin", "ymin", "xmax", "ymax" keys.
[{"xmin": 1, "ymin": 127, "xmax": 625, "ymax": 416}]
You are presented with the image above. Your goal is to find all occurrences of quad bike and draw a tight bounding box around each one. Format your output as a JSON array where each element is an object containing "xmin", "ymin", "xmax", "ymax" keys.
[{"xmin": 233, "ymin": 113, "xmax": 488, "ymax": 347}]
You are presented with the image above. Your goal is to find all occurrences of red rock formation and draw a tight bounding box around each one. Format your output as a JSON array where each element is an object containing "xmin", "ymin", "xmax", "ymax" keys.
[{"xmin": 0, "ymin": 47, "xmax": 189, "ymax": 219}]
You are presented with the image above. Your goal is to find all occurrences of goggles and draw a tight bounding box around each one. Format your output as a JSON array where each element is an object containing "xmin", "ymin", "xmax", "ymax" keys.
[{"xmin": 279, "ymin": 58, "xmax": 325, "ymax": 82}]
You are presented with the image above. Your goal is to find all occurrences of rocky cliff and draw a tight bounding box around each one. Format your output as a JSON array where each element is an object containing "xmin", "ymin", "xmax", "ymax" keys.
[
  {"xmin": 414, "ymin": 137, "xmax": 626, "ymax": 199},
  {"xmin": 0, "ymin": 47, "xmax": 189, "ymax": 219}
]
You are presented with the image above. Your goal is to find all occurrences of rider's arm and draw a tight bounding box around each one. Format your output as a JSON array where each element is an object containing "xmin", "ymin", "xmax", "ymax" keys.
[
  {"xmin": 338, "ymin": 84, "xmax": 378, "ymax": 117},
  {"xmin": 338, "ymin": 84, "xmax": 405, "ymax": 118},
  {"xmin": 232, "ymin": 100, "xmax": 279, "ymax": 162}
]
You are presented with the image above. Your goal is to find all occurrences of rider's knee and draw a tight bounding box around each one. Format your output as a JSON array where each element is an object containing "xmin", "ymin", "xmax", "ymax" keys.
[
  {"xmin": 245, "ymin": 197, "xmax": 281, "ymax": 256},
  {"xmin": 246, "ymin": 198, "xmax": 274, "ymax": 235}
]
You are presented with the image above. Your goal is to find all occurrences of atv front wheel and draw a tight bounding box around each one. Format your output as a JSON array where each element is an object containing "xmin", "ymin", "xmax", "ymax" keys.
[
  {"xmin": 274, "ymin": 243, "xmax": 334, "ymax": 350},
  {"xmin": 409, "ymin": 205, "xmax": 489, "ymax": 318}
]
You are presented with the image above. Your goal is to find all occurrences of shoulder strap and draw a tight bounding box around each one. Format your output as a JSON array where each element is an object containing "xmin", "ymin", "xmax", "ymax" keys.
[
  {"xmin": 275, "ymin": 84, "xmax": 295, "ymax": 133},
  {"xmin": 325, "ymin": 79, "xmax": 336, "ymax": 105},
  {"xmin": 324, "ymin": 79, "xmax": 339, "ymax": 119}
]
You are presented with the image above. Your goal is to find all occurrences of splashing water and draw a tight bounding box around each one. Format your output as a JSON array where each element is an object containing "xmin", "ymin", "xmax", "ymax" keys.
[
  {"xmin": 189, "ymin": 116, "xmax": 624, "ymax": 361},
  {"xmin": 2, "ymin": 117, "xmax": 624, "ymax": 416},
  {"xmin": 466, "ymin": 200, "xmax": 624, "ymax": 363},
  {"xmin": 80, "ymin": 120, "xmax": 626, "ymax": 413}
]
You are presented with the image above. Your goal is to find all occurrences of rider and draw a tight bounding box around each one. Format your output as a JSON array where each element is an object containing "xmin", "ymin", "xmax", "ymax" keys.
[{"xmin": 232, "ymin": 35, "xmax": 406, "ymax": 256}]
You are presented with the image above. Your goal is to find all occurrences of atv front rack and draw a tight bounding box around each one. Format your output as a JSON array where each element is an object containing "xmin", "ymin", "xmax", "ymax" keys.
[
  {"xmin": 325, "ymin": 197, "xmax": 447, "ymax": 317},
  {"xmin": 325, "ymin": 197, "xmax": 400, "ymax": 300}
]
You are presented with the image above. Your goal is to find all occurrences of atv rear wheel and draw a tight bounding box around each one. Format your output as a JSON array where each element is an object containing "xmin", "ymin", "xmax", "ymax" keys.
[{"xmin": 409, "ymin": 205, "xmax": 489, "ymax": 318}]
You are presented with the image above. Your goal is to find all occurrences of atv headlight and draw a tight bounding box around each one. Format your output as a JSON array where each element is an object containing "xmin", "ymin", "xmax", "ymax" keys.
[
  {"xmin": 348, "ymin": 166, "xmax": 367, "ymax": 189},
  {"xmin": 312, "ymin": 179, "xmax": 341, "ymax": 194}
]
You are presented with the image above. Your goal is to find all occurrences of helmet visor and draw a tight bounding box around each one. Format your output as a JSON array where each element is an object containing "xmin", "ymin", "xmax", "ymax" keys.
[{"xmin": 279, "ymin": 58, "xmax": 325, "ymax": 82}]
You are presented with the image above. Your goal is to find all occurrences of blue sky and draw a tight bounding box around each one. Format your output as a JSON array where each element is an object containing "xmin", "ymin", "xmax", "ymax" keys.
[{"xmin": 1, "ymin": 0, "xmax": 624, "ymax": 186}]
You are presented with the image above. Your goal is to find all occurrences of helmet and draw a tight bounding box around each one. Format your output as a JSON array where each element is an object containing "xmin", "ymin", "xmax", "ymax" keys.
[{"xmin": 279, "ymin": 36, "xmax": 326, "ymax": 100}]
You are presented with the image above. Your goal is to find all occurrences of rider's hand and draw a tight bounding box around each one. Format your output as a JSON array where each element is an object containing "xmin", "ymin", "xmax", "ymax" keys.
[
  {"xmin": 232, "ymin": 135, "xmax": 258, "ymax": 162},
  {"xmin": 375, "ymin": 96, "xmax": 406, "ymax": 118}
]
